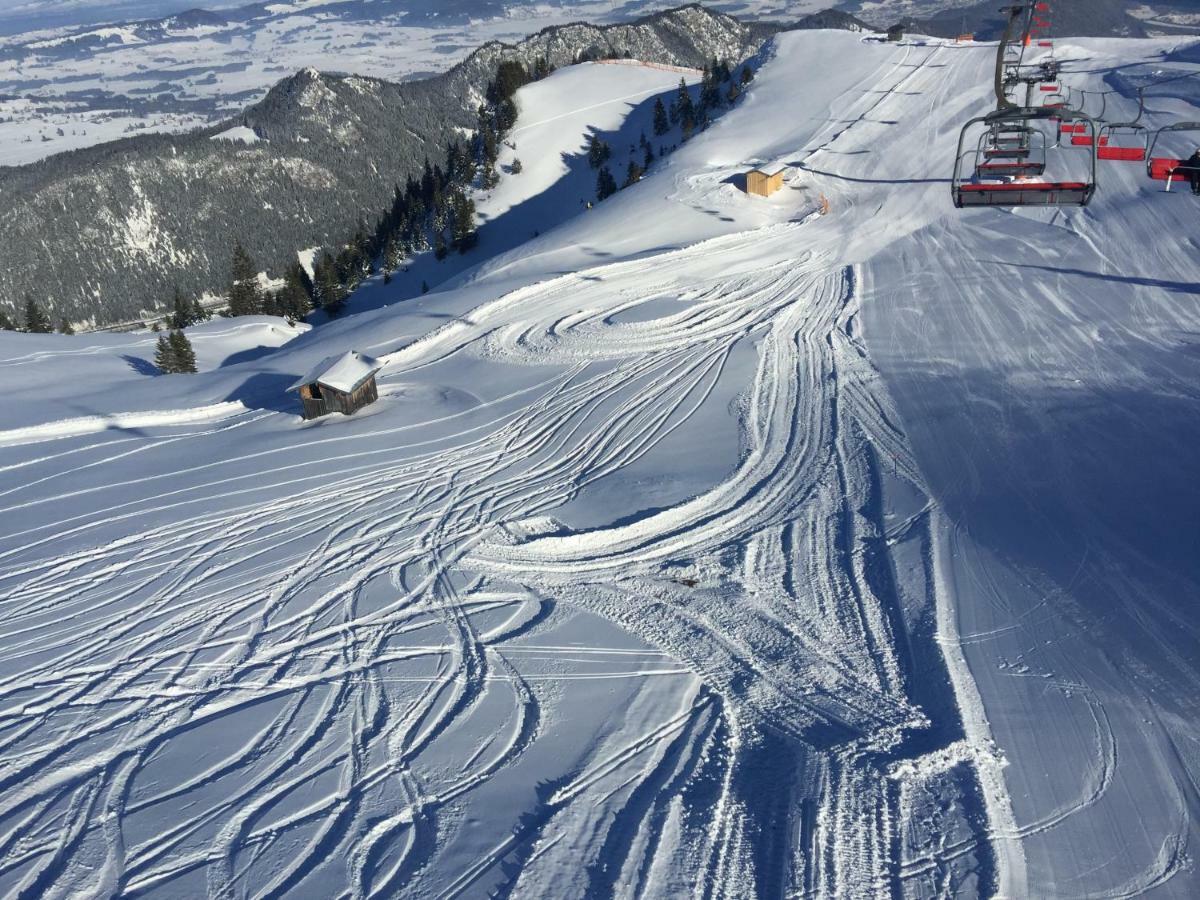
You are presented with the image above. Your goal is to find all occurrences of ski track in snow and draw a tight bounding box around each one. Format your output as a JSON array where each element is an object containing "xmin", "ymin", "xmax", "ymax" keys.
[{"xmin": 1, "ymin": 31, "xmax": 1198, "ymax": 899}]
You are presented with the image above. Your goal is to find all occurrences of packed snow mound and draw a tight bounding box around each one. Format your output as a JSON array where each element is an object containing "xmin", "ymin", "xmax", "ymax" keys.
[{"xmin": 0, "ymin": 27, "xmax": 1198, "ymax": 900}]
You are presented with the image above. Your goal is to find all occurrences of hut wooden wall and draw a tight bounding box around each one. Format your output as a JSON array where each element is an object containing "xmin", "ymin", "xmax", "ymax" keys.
[
  {"xmin": 298, "ymin": 377, "xmax": 379, "ymax": 420},
  {"xmin": 746, "ymin": 169, "xmax": 785, "ymax": 197}
]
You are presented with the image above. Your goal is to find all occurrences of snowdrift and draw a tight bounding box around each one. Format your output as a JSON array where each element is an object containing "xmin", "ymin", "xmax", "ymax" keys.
[{"xmin": 0, "ymin": 30, "xmax": 1198, "ymax": 898}]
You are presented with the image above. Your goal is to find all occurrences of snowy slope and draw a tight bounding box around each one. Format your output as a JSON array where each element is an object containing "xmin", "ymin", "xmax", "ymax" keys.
[{"xmin": 1, "ymin": 28, "xmax": 1199, "ymax": 898}]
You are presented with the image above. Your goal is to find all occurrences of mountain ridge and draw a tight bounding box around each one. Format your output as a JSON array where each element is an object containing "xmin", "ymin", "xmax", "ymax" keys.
[{"xmin": 0, "ymin": 5, "xmax": 780, "ymax": 326}]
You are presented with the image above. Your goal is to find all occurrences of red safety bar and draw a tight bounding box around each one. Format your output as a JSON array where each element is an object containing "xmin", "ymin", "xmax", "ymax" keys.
[
  {"xmin": 1040, "ymin": 85, "xmax": 1058, "ymax": 92},
  {"xmin": 1098, "ymin": 146, "xmax": 1146, "ymax": 162},
  {"xmin": 1038, "ymin": 41, "xmax": 1053, "ymax": 48},
  {"xmin": 1150, "ymin": 158, "xmax": 1183, "ymax": 180},
  {"xmin": 1071, "ymin": 135, "xmax": 1109, "ymax": 147},
  {"xmin": 1059, "ymin": 123, "xmax": 1087, "ymax": 134}
]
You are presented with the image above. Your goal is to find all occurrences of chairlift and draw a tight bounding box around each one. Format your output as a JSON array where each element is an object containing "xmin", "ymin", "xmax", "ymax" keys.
[
  {"xmin": 979, "ymin": 125, "xmax": 1043, "ymax": 170},
  {"xmin": 1095, "ymin": 91, "xmax": 1149, "ymax": 162},
  {"xmin": 953, "ymin": 108, "xmax": 1097, "ymax": 207},
  {"xmin": 1146, "ymin": 122, "xmax": 1200, "ymax": 191}
]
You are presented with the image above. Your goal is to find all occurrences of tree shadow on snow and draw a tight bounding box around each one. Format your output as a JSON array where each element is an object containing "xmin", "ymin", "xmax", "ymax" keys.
[
  {"xmin": 121, "ymin": 354, "xmax": 160, "ymax": 377},
  {"xmin": 219, "ymin": 344, "xmax": 287, "ymax": 369}
]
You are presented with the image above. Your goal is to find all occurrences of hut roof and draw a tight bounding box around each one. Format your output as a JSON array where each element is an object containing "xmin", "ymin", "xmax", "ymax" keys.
[{"xmin": 289, "ymin": 351, "xmax": 383, "ymax": 394}]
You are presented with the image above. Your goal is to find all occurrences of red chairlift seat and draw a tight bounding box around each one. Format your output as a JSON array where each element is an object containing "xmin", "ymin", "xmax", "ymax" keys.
[
  {"xmin": 1040, "ymin": 85, "xmax": 1058, "ymax": 92},
  {"xmin": 955, "ymin": 181, "xmax": 1092, "ymax": 207},
  {"xmin": 1071, "ymin": 134, "xmax": 1109, "ymax": 147},
  {"xmin": 1059, "ymin": 123, "xmax": 1086, "ymax": 135},
  {"xmin": 976, "ymin": 161, "xmax": 1048, "ymax": 176},
  {"xmin": 985, "ymin": 147, "xmax": 1032, "ymax": 159},
  {"xmin": 1149, "ymin": 158, "xmax": 1183, "ymax": 180},
  {"xmin": 1038, "ymin": 41, "xmax": 1053, "ymax": 48},
  {"xmin": 1098, "ymin": 146, "xmax": 1146, "ymax": 162}
]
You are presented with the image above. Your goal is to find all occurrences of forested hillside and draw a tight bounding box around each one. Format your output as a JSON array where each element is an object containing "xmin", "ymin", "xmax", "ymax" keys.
[{"xmin": 0, "ymin": 6, "xmax": 773, "ymax": 327}]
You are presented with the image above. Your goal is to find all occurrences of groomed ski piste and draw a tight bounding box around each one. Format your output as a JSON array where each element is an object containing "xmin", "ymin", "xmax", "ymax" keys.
[{"xmin": 1, "ymin": 27, "xmax": 1198, "ymax": 899}]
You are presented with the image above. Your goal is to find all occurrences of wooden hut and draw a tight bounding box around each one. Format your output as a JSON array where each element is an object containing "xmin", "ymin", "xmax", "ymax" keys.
[
  {"xmin": 746, "ymin": 167, "xmax": 786, "ymax": 198},
  {"xmin": 289, "ymin": 351, "xmax": 383, "ymax": 420}
]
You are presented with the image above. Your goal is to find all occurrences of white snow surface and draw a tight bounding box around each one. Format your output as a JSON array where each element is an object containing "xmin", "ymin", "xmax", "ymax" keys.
[
  {"xmin": 1, "ymin": 29, "xmax": 1199, "ymax": 898},
  {"xmin": 209, "ymin": 125, "xmax": 262, "ymax": 144}
]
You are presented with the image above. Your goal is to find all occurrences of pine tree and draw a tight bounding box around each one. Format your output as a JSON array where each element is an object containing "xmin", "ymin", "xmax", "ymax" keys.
[
  {"xmin": 674, "ymin": 79, "xmax": 694, "ymax": 130},
  {"xmin": 23, "ymin": 296, "xmax": 52, "ymax": 333},
  {"xmin": 596, "ymin": 165, "xmax": 618, "ymax": 201},
  {"xmin": 434, "ymin": 231, "xmax": 448, "ymax": 260},
  {"xmin": 644, "ymin": 143, "xmax": 655, "ymax": 169},
  {"xmin": 279, "ymin": 263, "xmax": 313, "ymax": 321},
  {"xmin": 624, "ymin": 160, "xmax": 644, "ymax": 188},
  {"xmin": 487, "ymin": 60, "xmax": 529, "ymax": 108},
  {"xmin": 421, "ymin": 280, "xmax": 430, "ymax": 294},
  {"xmin": 191, "ymin": 297, "xmax": 211, "ymax": 323},
  {"xmin": 314, "ymin": 255, "xmax": 347, "ymax": 317},
  {"xmin": 653, "ymin": 97, "xmax": 670, "ymax": 136},
  {"xmin": 588, "ymin": 135, "xmax": 612, "ymax": 169},
  {"xmin": 353, "ymin": 229, "xmax": 373, "ymax": 284},
  {"xmin": 154, "ymin": 334, "xmax": 176, "ymax": 372},
  {"xmin": 481, "ymin": 161, "xmax": 501, "ymax": 190},
  {"xmin": 510, "ymin": 157, "xmax": 523, "ymax": 174},
  {"xmin": 228, "ymin": 243, "xmax": 262, "ymax": 316},
  {"xmin": 496, "ymin": 97, "xmax": 519, "ymax": 133},
  {"xmin": 741, "ymin": 65, "xmax": 754, "ymax": 86},
  {"xmin": 383, "ymin": 235, "xmax": 403, "ymax": 280},
  {"xmin": 59, "ymin": 318, "xmax": 75, "ymax": 335},
  {"xmin": 168, "ymin": 330, "xmax": 197, "ymax": 373},
  {"xmin": 449, "ymin": 189, "xmax": 477, "ymax": 253},
  {"xmin": 0, "ymin": 311, "xmax": 15, "ymax": 331},
  {"xmin": 169, "ymin": 287, "xmax": 192, "ymax": 329}
]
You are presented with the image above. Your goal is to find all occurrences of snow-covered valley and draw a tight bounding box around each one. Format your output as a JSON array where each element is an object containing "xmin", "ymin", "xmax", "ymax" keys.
[{"xmin": 0, "ymin": 25, "xmax": 1198, "ymax": 898}]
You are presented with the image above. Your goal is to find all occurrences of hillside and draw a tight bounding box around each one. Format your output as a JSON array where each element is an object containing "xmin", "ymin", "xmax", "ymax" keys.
[
  {"xmin": 0, "ymin": 26, "xmax": 1197, "ymax": 898},
  {"xmin": 0, "ymin": 5, "xmax": 770, "ymax": 328}
]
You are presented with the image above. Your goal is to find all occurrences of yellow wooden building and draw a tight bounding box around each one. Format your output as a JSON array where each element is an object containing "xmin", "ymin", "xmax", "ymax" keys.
[{"xmin": 746, "ymin": 168, "xmax": 786, "ymax": 198}]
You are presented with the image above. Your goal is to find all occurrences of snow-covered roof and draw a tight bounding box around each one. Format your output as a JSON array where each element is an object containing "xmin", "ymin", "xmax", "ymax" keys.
[{"xmin": 288, "ymin": 351, "xmax": 382, "ymax": 394}]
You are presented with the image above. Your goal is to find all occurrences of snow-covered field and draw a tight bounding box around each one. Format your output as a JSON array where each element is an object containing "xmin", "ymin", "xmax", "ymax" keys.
[
  {"xmin": 1, "ymin": 29, "xmax": 1199, "ymax": 897},
  {"xmin": 0, "ymin": 4, "xmax": 635, "ymax": 165},
  {"xmin": 0, "ymin": 0, "xmax": 841, "ymax": 166}
]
